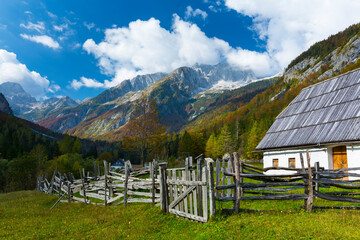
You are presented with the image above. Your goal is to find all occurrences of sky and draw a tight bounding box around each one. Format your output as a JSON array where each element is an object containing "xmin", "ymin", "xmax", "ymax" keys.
[{"xmin": 0, "ymin": 0, "xmax": 360, "ymax": 101}]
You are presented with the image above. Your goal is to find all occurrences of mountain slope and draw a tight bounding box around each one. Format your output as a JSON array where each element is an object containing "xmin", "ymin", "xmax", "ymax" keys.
[
  {"xmin": 0, "ymin": 82, "xmax": 79, "ymax": 122},
  {"xmin": 0, "ymin": 93, "xmax": 13, "ymax": 115},
  {"xmin": 21, "ymin": 96, "xmax": 79, "ymax": 122},
  {"xmin": 38, "ymin": 63, "xmax": 257, "ymax": 138},
  {"xmin": 0, "ymin": 82, "xmax": 36, "ymax": 115}
]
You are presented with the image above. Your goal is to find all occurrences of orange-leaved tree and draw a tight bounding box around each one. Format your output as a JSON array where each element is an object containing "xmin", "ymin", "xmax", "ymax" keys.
[{"xmin": 123, "ymin": 93, "xmax": 166, "ymax": 166}]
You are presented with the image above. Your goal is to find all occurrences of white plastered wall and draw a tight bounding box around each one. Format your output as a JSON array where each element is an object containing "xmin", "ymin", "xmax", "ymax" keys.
[
  {"xmin": 346, "ymin": 144, "xmax": 360, "ymax": 179},
  {"xmin": 263, "ymin": 148, "xmax": 329, "ymax": 175}
]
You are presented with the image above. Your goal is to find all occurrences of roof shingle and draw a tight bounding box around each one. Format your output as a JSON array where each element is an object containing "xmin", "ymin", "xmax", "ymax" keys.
[{"xmin": 256, "ymin": 69, "xmax": 360, "ymax": 150}]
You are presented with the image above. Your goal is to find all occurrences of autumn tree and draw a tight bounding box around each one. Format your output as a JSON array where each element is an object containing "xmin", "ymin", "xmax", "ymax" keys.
[
  {"xmin": 123, "ymin": 93, "xmax": 166, "ymax": 166},
  {"xmin": 205, "ymin": 133, "xmax": 216, "ymax": 158}
]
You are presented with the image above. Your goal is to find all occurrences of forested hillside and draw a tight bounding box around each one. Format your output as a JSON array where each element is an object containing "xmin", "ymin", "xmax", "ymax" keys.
[{"xmin": 179, "ymin": 23, "xmax": 360, "ymax": 160}]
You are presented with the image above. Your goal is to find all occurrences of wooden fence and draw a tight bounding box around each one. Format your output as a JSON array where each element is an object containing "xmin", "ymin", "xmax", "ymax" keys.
[
  {"xmin": 158, "ymin": 157, "xmax": 215, "ymax": 223},
  {"xmin": 37, "ymin": 151, "xmax": 360, "ymax": 223},
  {"xmin": 37, "ymin": 160, "xmax": 161, "ymax": 208}
]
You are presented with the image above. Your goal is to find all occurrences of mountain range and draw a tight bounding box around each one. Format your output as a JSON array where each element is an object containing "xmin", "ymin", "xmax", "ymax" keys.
[{"xmin": 29, "ymin": 62, "xmax": 260, "ymax": 139}]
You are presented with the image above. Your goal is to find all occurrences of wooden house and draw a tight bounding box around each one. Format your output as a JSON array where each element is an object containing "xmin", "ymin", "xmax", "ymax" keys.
[{"xmin": 256, "ymin": 68, "xmax": 360, "ymax": 175}]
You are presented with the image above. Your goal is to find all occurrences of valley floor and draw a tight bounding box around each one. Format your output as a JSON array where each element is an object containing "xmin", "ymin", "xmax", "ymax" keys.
[{"xmin": 1, "ymin": 191, "xmax": 360, "ymax": 239}]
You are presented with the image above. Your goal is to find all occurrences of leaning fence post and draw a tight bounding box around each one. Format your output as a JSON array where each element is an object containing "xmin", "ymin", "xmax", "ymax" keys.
[
  {"xmin": 206, "ymin": 158, "xmax": 216, "ymax": 217},
  {"xmin": 306, "ymin": 150, "xmax": 313, "ymax": 212},
  {"xmin": 233, "ymin": 152, "xmax": 241, "ymax": 213},
  {"xmin": 314, "ymin": 162, "xmax": 320, "ymax": 197}
]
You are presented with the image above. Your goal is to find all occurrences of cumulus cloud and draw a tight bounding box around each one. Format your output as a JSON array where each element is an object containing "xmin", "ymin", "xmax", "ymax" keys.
[
  {"xmin": 0, "ymin": 49, "xmax": 51, "ymax": 98},
  {"xmin": 20, "ymin": 21, "xmax": 45, "ymax": 33},
  {"xmin": 225, "ymin": 0, "xmax": 360, "ymax": 71},
  {"xmin": 20, "ymin": 34, "xmax": 60, "ymax": 49},
  {"xmin": 83, "ymin": 15, "xmax": 230, "ymax": 86},
  {"xmin": 70, "ymin": 77, "xmax": 105, "ymax": 90},
  {"xmin": 227, "ymin": 49, "xmax": 276, "ymax": 76},
  {"xmin": 185, "ymin": 6, "xmax": 208, "ymax": 20}
]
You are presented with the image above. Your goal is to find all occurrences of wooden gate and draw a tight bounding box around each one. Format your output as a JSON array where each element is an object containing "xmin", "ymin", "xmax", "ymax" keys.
[{"xmin": 159, "ymin": 157, "xmax": 215, "ymax": 223}]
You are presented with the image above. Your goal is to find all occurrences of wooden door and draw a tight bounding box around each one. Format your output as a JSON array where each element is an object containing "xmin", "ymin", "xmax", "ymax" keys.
[{"xmin": 333, "ymin": 146, "xmax": 348, "ymax": 169}]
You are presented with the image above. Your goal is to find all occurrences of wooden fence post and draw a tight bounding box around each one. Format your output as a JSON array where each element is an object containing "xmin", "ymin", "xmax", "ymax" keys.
[
  {"xmin": 104, "ymin": 161, "xmax": 107, "ymax": 206},
  {"xmin": 59, "ymin": 173, "xmax": 63, "ymax": 197},
  {"xmin": 314, "ymin": 162, "xmax": 320, "ymax": 196},
  {"xmin": 233, "ymin": 152, "xmax": 241, "ymax": 213},
  {"xmin": 159, "ymin": 165, "xmax": 163, "ymax": 211},
  {"xmin": 49, "ymin": 169, "xmax": 56, "ymax": 195},
  {"xmin": 94, "ymin": 162, "xmax": 97, "ymax": 181},
  {"xmin": 124, "ymin": 161, "xmax": 129, "ymax": 207},
  {"xmin": 79, "ymin": 169, "xmax": 87, "ymax": 204},
  {"xmin": 202, "ymin": 166, "xmax": 208, "ymax": 221},
  {"xmin": 239, "ymin": 161, "xmax": 244, "ymax": 197},
  {"xmin": 299, "ymin": 153, "xmax": 308, "ymax": 207},
  {"xmin": 206, "ymin": 158, "xmax": 216, "ymax": 217},
  {"xmin": 160, "ymin": 165, "xmax": 169, "ymax": 212},
  {"xmin": 216, "ymin": 158, "xmax": 220, "ymax": 199},
  {"xmin": 306, "ymin": 150, "xmax": 313, "ymax": 212},
  {"xmin": 67, "ymin": 181, "xmax": 71, "ymax": 203},
  {"xmin": 197, "ymin": 156, "xmax": 203, "ymax": 216}
]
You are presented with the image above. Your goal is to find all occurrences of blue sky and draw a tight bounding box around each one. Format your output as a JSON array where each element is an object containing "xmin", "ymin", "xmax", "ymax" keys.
[{"xmin": 0, "ymin": 0, "xmax": 360, "ymax": 101}]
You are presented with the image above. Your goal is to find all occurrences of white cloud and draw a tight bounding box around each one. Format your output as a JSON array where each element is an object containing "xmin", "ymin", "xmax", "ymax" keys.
[
  {"xmin": 0, "ymin": 24, "xmax": 7, "ymax": 30},
  {"xmin": 84, "ymin": 22, "xmax": 95, "ymax": 30},
  {"xmin": 227, "ymin": 49, "xmax": 276, "ymax": 76},
  {"xmin": 20, "ymin": 34, "xmax": 60, "ymax": 49},
  {"xmin": 48, "ymin": 11, "xmax": 57, "ymax": 19},
  {"xmin": 185, "ymin": 6, "xmax": 208, "ymax": 20},
  {"xmin": 70, "ymin": 77, "xmax": 105, "ymax": 90},
  {"xmin": 83, "ymin": 15, "xmax": 230, "ymax": 86},
  {"xmin": 48, "ymin": 83, "xmax": 61, "ymax": 93},
  {"xmin": 53, "ymin": 24, "xmax": 68, "ymax": 32},
  {"xmin": 20, "ymin": 21, "xmax": 45, "ymax": 33},
  {"xmin": 24, "ymin": 11, "xmax": 32, "ymax": 14},
  {"xmin": 0, "ymin": 49, "xmax": 50, "ymax": 98},
  {"xmin": 225, "ymin": 0, "xmax": 360, "ymax": 72}
]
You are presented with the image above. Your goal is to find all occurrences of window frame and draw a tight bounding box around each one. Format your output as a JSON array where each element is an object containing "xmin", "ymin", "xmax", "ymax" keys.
[
  {"xmin": 288, "ymin": 158, "xmax": 296, "ymax": 168},
  {"xmin": 272, "ymin": 159, "xmax": 279, "ymax": 167}
]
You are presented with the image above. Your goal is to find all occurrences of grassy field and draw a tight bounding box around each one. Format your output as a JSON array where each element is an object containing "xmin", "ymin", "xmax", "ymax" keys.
[{"xmin": 2, "ymin": 190, "xmax": 360, "ymax": 239}]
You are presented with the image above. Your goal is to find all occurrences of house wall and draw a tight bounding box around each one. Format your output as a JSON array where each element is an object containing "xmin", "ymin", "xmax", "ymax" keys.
[
  {"xmin": 263, "ymin": 144, "xmax": 360, "ymax": 177},
  {"xmin": 263, "ymin": 148, "xmax": 329, "ymax": 175},
  {"xmin": 346, "ymin": 144, "xmax": 360, "ymax": 179}
]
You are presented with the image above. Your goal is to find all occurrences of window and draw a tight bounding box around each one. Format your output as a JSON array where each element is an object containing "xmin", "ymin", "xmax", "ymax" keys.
[
  {"xmin": 289, "ymin": 158, "xmax": 296, "ymax": 168},
  {"xmin": 273, "ymin": 159, "xmax": 279, "ymax": 167}
]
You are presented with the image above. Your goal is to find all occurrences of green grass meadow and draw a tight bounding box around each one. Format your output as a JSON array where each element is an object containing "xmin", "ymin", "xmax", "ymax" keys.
[{"xmin": 2, "ymin": 190, "xmax": 360, "ymax": 239}]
